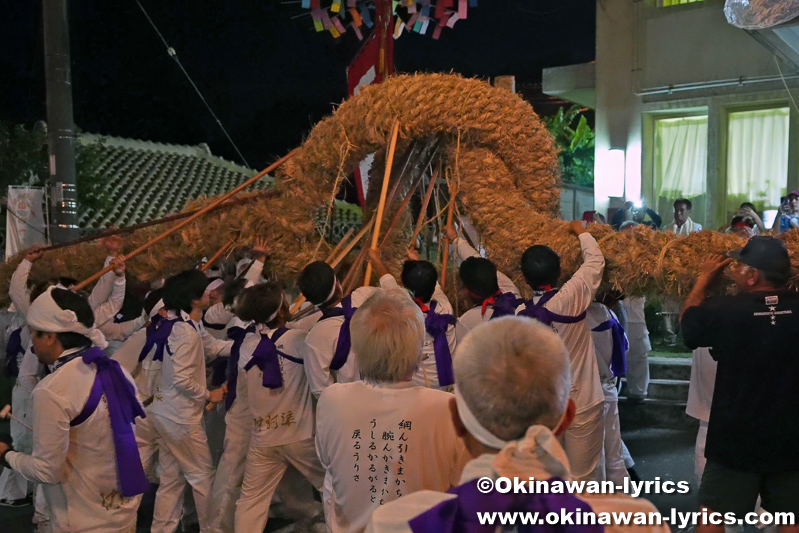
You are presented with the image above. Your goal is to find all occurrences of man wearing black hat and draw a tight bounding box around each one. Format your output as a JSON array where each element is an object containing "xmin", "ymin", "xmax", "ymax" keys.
[{"xmin": 680, "ymin": 237, "xmax": 799, "ymax": 527}]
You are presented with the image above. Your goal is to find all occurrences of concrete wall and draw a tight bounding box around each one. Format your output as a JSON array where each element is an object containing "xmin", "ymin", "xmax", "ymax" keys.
[{"xmin": 594, "ymin": 0, "xmax": 799, "ymax": 229}]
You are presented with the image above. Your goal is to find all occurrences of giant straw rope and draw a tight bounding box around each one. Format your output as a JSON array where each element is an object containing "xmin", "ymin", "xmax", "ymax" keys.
[{"xmin": 2, "ymin": 73, "xmax": 797, "ymax": 300}]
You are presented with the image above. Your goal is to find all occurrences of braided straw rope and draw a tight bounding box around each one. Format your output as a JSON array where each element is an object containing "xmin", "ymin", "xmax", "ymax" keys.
[{"xmin": 3, "ymin": 73, "xmax": 798, "ymax": 299}]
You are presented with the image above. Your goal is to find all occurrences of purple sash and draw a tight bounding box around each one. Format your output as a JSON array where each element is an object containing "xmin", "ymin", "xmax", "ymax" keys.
[
  {"xmin": 488, "ymin": 292, "xmax": 523, "ymax": 320},
  {"xmin": 69, "ymin": 347, "xmax": 149, "ymax": 497},
  {"xmin": 4, "ymin": 327, "xmax": 24, "ymax": 377},
  {"xmin": 138, "ymin": 315, "xmax": 183, "ymax": 363},
  {"xmin": 517, "ymin": 290, "xmax": 587, "ymax": 327},
  {"xmin": 224, "ymin": 325, "xmax": 255, "ymax": 410},
  {"xmin": 320, "ymin": 295, "xmax": 357, "ymax": 371},
  {"xmin": 244, "ymin": 328, "xmax": 302, "ymax": 389},
  {"xmin": 424, "ymin": 301, "xmax": 457, "ymax": 387},
  {"xmin": 591, "ymin": 317, "xmax": 628, "ymax": 377},
  {"xmin": 408, "ymin": 477, "xmax": 602, "ymax": 533}
]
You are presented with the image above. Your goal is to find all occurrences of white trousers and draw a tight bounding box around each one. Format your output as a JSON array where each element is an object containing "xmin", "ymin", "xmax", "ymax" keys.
[
  {"xmin": 135, "ymin": 409, "xmax": 160, "ymax": 483},
  {"xmin": 695, "ymin": 419, "xmax": 708, "ymax": 483},
  {"xmin": 597, "ymin": 400, "xmax": 629, "ymax": 486},
  {"xmin": 625, "ymin": 324, "xmax": 651, "ymax": 398},
  {"xmin": 561, "ymin": 402, "xmax": 604, "ymax": 482},
  {"xmin": 234, "ymin": 438, "xmax": 325, "ymax": 533},
  {"xmin": 150, "ymin": 414, "xmax": 215, "ymax": 533},
  {"xmin": 208, "ymin": 423, "xmax": 251, "ymax": 533},
  {"xmin": 0, "ymin": 465, "xmax": 30, "ymax": 501}
]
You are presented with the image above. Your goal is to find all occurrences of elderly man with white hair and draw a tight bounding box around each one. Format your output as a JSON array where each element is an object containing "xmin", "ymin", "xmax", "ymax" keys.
[
  {"xmin": 0, "ymin": 287, "xmax": 149, "ymax": 532},
  {"xmin": 367, "ymin": 316, "xmax": 668, "ymax": 533},
  {"xmin": 315, "ymin": 288, "xmax": 469, "ymax": 533}
]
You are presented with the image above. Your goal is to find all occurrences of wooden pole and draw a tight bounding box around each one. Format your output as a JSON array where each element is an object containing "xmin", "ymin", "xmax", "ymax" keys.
[
  {"xmin": 36, "ymin": 190, "xmax": 279, "ymax": 253},
  {"xmin": 408, "ymin": 161, "xmax": 440, "ymax": 250},
  {"xmin": 363, "ymin": 120, "xmax": 400, "ymax": 286},
  {"xmin": 344, "ymin": 245, "xmax": 370, "ymax": 294},
  {"xmin": 378, "ymin": 171, "xmax": 424, "ymax": 250},
  {"xmin": 200, "ymin": 240, "xmax": 235, "ymax": 273},
  {"xmin": 73, "ymin": 149, "xmax": 297, "ymax": 291},
  {"xmin": 440, "ymin": 182, "xmax": 457, "ymax": 287}
]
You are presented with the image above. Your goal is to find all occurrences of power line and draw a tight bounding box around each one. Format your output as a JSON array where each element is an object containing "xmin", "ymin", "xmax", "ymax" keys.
[{"xmin": 132, "ymin": 0, "xmax": 251, "ymax": 169}]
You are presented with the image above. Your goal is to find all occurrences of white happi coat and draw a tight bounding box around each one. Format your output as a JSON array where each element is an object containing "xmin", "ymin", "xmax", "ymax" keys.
[
  {"xmin": 240, "ymin": 326, "xmax": 315, "ymax": 447},
  {"xmin": 367, "ymin": 426, "xmax": 668, "ymax": 533},
  {"xmin": 316, "ymin": 380, "xmax": 469, "ymax": 533},
  {"xmin": 515, "ymin": 233, "xmax": 605, "ymax": 414},
  {"xmin": 452, "ymin": 238, "xmax": 521, "ymax": 344},
  {"xmin": 6, "ymin": 348, "xmax": 143, "ymax": 533},
  {"xmin": 304, "ymin": 286, "xmax": 377, "ymax": 398},
  {"xmin": 378, "ymin": 274, "xmax": 456, "ymax": 390}
]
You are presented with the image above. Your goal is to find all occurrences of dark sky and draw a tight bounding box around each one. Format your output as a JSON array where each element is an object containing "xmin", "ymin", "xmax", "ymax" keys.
[{"xmin": 1, "ymin": 0, "xmax": 595, "ymax": 170}]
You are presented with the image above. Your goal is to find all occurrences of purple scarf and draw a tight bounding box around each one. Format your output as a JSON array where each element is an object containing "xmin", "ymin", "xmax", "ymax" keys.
[
  {"xmin": 70, "ymin": 347, "xmax": 149, "ymax": 497},
  {"xmin": 138, "ymin": 315, "xmax": 183, "ymax": 363},
  {"xmin": 408, "ymin": 477, "xmax": 602, "ymax": 533},
  {"xmin": 486, "ymin": 292, "xmax": 523, "ymax": 320},
  {"xmin": 4, "ymin": 327, "xmax": 24, "ymax": 377},
  {"xmin": 591, "ymin": 317, "xmax": 628, "ymax": 377},
  {"xmin": 244, "ymin": 328, "xmax": 302, "ymax": 389},
  {"xmin": 517, "ymin": 290, "xmax": 587, "ymax": 327},
  {"xmin": 224, "ymin": 325, "xmax": 255, "ymax": 410},
  {"xmin": 423, "ymin": 301, "xmax": 457, "ymax": 387},
  {"xmin": 320, "ymin": 295, "xmax": 357, "ymax": 371}
]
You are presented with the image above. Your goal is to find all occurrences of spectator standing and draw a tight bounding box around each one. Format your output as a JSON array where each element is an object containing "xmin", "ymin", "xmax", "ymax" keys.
[{"xmin": 681, "ymin": 237, "xmax": 799, "ymax": 524}]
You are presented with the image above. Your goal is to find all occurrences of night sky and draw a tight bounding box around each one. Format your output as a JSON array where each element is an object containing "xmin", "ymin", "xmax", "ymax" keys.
[{"xmin": 2, "ymin": 1, "xmax": 595, "ymax": 170}]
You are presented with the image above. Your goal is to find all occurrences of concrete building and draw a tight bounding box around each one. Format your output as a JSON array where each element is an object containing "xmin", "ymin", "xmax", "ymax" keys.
[{"xmin": 545, "ymin": 0, "xmax": 799, "ymax": 230}]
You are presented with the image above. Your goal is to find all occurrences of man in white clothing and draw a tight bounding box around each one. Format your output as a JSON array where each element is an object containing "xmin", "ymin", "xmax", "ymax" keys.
[
  {"xmin": 443, "ymin": 225, "xmax": 521, "ymax": 344},
  {"xmin": 367, "ymin": 317, "xmax": 668, "ymax": 533},
  {"xmin": 298, "ymin": 261, "xmax": 376, "ymax": 398},
  {"xmin": 367, "ymin": 248, "xmax": 457, "ymax": 390},
  {"xmin": 511, "ymin": 220, "xmax": 606, "ymax": 482},
  {"xmin": 2, "ymin": 240, "xmax": 126, "ymax": 516},
  {"xmin": 149, "ymin": 270, "xmax": 228, "ymax": 533},
  {"xmin": 0, "ymin": 287, "xmax": 149, "ymax": 532},
  {"xmin": 586, "ymin": 300, "xmax": 630, "ymax": 485},
  {"xmin": 686, "ymin": 346, "xmax": 716, "ymax": 482},
  {"xmin": 316, "ymin": 288, "xmax": 469, "ymax": 533},
  {"xmin": 231, "ymin": 282, "xmax": 324, "ymax": 531}
]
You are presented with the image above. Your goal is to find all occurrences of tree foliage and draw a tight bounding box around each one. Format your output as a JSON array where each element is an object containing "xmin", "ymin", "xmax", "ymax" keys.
[
  {"xmin": 544, "ymin": 105, "xmax": 595, "ymax": 187},
  {"xmin": 0, "ymin": 121, "xmax": 110, "ymax": 214}
]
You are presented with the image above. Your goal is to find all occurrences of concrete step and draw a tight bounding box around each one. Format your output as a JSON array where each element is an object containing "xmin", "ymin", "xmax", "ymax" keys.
[
  {"xmin": 618, "ymin": 397, "xmax": 699, "ymax": 431},
  {"xmin": 619, "ymin": 378, "xmax": 690, "ymax": 402},
  {"xmin": 648, "ymin": 356, "xmax": 691, "ymax": 381}
]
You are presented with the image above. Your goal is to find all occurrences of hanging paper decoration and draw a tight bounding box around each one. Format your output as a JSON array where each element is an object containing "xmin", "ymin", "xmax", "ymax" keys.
[{"xmin": 300, "ymin": 0, "xmax": 475, "ymax": 41}]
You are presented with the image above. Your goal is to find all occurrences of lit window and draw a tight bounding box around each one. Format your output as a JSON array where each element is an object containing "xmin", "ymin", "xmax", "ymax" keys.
[
  {"xmin": 659, "ymin": 0, "xmax": 703, "ymax": 6},
  {"xmin": 654, "ymin": 115, "xmax": 708, "ymax": 226},
  {"xmin": 726, "ymin": 107, "xmax": 789, "ymax": 220}
]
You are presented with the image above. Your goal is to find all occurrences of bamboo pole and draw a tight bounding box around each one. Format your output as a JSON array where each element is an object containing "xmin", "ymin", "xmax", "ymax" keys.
[
  {"xmin": 37, "ymin": 190, "xmax": 279, "ymax": 253},
  {"xmin": 344, "ymin": 245, "xmax": 370, "ymax": 294},
  {"xmin": 378, "ymin": 171, "xmax": 424, "ymax": 250},
  {"xmin": 440, "ymin": 182, "xmax": 458, "ymax": 286},
  {"xmin": 408, "ymin": 161, "xmax": 440, "ymax": 250},
  {"xmin": 200, "ymin": 240, "xmax": 235, "ymax": 273},
  {"xmin": 73, "ymin": 149, "xmax": 297, "ymax": 291},
  {"xmin": 363, "ymin": 120, "xmax": 400, "ymax": 286}
]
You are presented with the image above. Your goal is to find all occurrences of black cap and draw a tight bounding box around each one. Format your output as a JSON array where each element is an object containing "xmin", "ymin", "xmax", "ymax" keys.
[{"xmin": 728, "ymin": 236, "xmax": 791, "ymax": 277}]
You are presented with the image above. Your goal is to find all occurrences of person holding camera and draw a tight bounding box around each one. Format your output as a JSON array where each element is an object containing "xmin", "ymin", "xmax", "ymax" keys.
[
  {"xmin": 611, "ymin": 201, "xmax": 662, "ymax": 230},
  {"xmin": 771, "ymin": 191, "xmax": 799, "ymax": 233}
]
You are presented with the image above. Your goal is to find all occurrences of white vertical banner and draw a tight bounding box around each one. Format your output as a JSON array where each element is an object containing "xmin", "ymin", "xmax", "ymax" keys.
[{"xmin": 6, "ymin": 186, "xmax": 46, "ymax": 259}]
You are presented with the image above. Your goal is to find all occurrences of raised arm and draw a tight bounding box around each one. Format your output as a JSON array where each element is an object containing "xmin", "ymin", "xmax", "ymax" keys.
[
  {"xmin": 546, "ymin": 221, "xmax": 605, "ymax": 315},
  {"xmin": 243, "ymin": 236, "xmax": 268, "ymax": 286},
  {"xmin": 10, "ymin": 246, "xmax": 43, "ymax": 317},
  {"xmin": 446, "ymin": 222, "xmax": 519, "ymax": 296},
  {"xmin": 92, "ymin": 261, "xmax": 127, "ymax": 327}
]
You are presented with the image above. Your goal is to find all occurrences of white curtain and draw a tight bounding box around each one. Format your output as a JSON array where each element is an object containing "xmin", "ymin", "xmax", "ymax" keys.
[
  {"xmin": 655, "ymin": 116, "xmax": 708, "ymax": 199},
  {"xmin": 727, "ymin": 107, "xmax": 789, "ymax": 209}
]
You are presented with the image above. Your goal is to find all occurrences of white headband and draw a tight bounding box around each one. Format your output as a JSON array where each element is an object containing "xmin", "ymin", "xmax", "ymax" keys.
[
  {"xmin": 27, "ymin": 287, "xmax": 108, "ymax": 350},
  {"xmin": 265, "ymin": 294, "xmax": 285, "ymax": 323},
  {"xmin": 455, "ymin": 386, "xmax": 510, "ymax": 450},
  {"xmin": 149, "ymin": 299, "xmax": 165, "ymax": 319},
  {"xmin": 324, "ymin": 280, "xmax": 338, "ymax": 303},
  {"xmin": 205, "ymin": 279, "xmax": 225, "ymax": 295}
]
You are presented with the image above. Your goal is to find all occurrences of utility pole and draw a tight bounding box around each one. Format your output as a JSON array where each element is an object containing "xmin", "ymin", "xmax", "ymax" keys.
[{"xmin": 43, "ymin": 0, "xmax": 80, "ymax": 243}]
